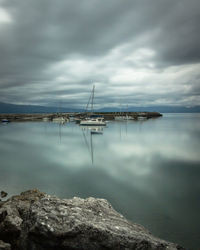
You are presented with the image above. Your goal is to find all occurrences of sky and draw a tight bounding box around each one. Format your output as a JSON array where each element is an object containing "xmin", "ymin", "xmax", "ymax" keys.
[{"xmin": 0, "ymin": 0, "xmax": 200, "ymax": 109}]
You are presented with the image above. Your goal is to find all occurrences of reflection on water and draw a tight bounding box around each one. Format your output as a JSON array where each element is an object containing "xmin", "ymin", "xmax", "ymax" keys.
[
  {"xmin": 80, "ymin": 126, "xmax": 104, "ymax": 164},
  {"xmin": 0, "ymin": 114, "xmax": 200, "ymax": 250}
]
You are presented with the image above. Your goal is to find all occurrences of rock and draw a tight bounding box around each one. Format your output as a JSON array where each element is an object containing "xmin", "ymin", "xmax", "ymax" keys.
[
  {"xmin": 0, "ymin": 192, "xmax": 7, "ymax": 199},
  {"xmin": 0, "ymin": 240, "xmax": 11, "ymax": 250},
  {"xmin": 0, "ymin": 189, "xmax": 185, "ymax": 250}
]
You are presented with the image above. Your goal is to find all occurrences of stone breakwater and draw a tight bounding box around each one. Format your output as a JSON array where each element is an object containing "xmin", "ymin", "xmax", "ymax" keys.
[
  {"xmin": 0, "ymin": 112, "xmax": 162, "ymax": 122},
  {"xmin": 0, "ymin": 190, "xmax": 184, "ymax": 250}
]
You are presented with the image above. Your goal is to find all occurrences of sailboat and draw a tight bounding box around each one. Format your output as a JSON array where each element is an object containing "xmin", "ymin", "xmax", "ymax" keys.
[
  {"xmin": 80, "ymin": 85, "xmax": 106, "ymax": 126},
  {"xmin": 52, "ymin": 101, "xmax": 66, "ymax": 123},
  {"xmin": 115, "ymin": 104, "xmax": 134, "ymax": 120}
]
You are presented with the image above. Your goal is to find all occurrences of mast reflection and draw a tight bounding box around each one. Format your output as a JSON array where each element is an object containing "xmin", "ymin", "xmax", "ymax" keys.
[{"xmin": 80, "ymin": 126, "xmax": 104, "ymax": 164}]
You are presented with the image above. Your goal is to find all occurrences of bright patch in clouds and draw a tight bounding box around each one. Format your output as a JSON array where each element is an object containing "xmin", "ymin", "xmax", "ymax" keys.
[{"xmin": 0, "ymin": 7, "xmax": 12, "ymax": 23}]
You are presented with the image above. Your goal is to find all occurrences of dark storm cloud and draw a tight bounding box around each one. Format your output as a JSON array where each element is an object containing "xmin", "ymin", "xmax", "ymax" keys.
[
  {"xmin": 152, "ymin": 0, "xmax": 200, "ymax": 66},
  {"xmin": 0, "ymin": 0, "xmax": 200, "ymax": 106},
  {"xmin": 2, "ymin": 0, "xmax": 199, "ymax": 63}
]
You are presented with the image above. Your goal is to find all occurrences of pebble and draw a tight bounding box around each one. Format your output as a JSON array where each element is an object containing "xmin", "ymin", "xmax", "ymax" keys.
[{"xmin": 1, "ymin": 191, "xmax": 8, "ymax": 198}]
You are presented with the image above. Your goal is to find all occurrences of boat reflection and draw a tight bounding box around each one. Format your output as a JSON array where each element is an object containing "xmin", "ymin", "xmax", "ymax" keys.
[
  {"xmin": 80, "ymin": 125, "xmax": 104, "ymax": 135},
  {"xmin": 80, "ymin": 126, "xmax": 104, "ymax": 164},
  {"xmin": 53, "ymin": 121, "xmax": 66, "ymax": 143}
]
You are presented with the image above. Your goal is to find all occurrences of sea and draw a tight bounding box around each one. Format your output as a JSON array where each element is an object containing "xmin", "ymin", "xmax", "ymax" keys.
[{"xmin": 0, "ymin": 113, "xmax": 200, "ymax": 250}]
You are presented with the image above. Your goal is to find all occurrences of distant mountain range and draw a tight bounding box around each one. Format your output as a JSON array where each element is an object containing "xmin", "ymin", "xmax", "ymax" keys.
[
  {"xmin": 0, "ymin": 102, "xmax": 83, "ymax": 113},
  {"xmin": 0, "ymin": 102, "xmax": 200, "ymax": 113}
]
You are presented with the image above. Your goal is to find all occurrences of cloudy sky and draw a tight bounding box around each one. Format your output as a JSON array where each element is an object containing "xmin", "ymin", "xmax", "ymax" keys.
[{"xmin": 0, "ymin": 0, "xmax": 200, "ymax": 108}]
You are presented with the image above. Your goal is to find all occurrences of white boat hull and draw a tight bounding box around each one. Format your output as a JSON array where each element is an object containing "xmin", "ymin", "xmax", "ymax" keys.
[
  {"xmin": 115, "ymin": 116, "xmax": 134, "ymax": 120},
  {"xmin": 80, "ymin": 120, "xmax": 106, "ymax": 126},
  {"xmin": 80, "ymin": 117, "xmax": 106, "ymax": 126},
  {"xmin": 52, "ymin": 117, "xmax": 66, "ymax": 123}
]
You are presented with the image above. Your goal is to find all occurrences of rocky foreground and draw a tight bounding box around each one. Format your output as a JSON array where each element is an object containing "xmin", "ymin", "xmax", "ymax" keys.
[{"xmin": 0, "ymin": 190, "xmax": 184, "ymax": 250}]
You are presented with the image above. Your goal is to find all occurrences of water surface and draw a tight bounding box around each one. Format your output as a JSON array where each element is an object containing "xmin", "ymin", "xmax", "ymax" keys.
[{"xmin": 0, "ymin": 113, "xmax": 200, "ymax": 249}]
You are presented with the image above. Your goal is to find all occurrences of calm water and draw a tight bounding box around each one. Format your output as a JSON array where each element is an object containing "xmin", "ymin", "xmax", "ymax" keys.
[{"xmin": 0, "ymin": 113, "xmax": 200, "ymax": 249}]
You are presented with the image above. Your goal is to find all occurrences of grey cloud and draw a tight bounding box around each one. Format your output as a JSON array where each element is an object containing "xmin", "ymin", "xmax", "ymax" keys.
[
  {"xmin": 153, "ymin": 0, "xmax": 200, "ymax": 66},
  {"xmin": 0, "ymin": 0, "xmax": 200, "ymax": 107},
  {"xmin": 2, "ymin": 0, "xmax": 199, "ymax": 63}
]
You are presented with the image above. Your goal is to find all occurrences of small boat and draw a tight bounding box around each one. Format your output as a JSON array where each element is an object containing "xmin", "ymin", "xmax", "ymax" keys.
[
  {"xmin": 115, "ymin": 104, "xmax": 134, "ymax": 121},
  {"xmin": 115, "ymin": 115, "xmax": 134, "ymax": 121},
  {"xmin": 42, "ymin": 117, "xmax": 50, "ymax": 122},
  {"xmin": 137, "ymin": 116, "xmax": 147, "ymax": 120},
  {"xmin": 52, "ymin": 117, "xmax": 66, "ymax": 123},
  {"xmin": 69, "ymin": 115, "xmax": 75, "ymax": 122},
  {"xmin": 1, "ymin": 119, "xmax": 10, "ymax": 123},
  {"xmin": 137, "ymin": 112, "xmax": 147, "ymax": 120}
]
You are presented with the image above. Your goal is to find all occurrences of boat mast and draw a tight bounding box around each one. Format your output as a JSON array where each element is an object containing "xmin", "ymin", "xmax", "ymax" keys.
[
  {"xmin": 85, "ymin": 87, "xmax": 92, "ymax": 113},
  {"xmin": 119, "ymin": 102, "xmax": 122, "ymax": 116},
  {"xmin": 91, "ymin": 85, "xmax": 95, "ymax": 113}
]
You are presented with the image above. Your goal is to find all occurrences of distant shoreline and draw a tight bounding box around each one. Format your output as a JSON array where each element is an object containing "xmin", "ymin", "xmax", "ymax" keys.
[{"xmin": 1, "ymin": 102, "xmax": 200, "ymax": 114}]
